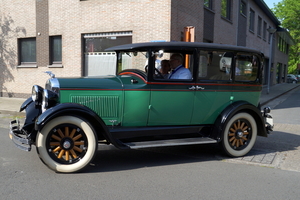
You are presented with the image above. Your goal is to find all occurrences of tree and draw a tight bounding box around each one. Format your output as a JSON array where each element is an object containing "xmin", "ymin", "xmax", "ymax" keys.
[{"xmin": 272, "ymin": 0, "xmax": 300, "ymax": 74}]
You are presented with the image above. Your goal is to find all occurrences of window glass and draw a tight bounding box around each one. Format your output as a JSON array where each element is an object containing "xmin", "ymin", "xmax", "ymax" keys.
[
  {"xmin": 19, "ymin": 38, "xmax": 36, "ymax": 63},
  {"xmin": 50, "ymin": 36, "xmax": 62, "ymax": 63},
  {"xmin": 152, "ymin": 52, "xmax": 193, "ymax": 80},
  {"xmin": 204, "ymin": 0, "xmax": 213, "ymax": 10},
  {"xmin": 117, "ymin": 51, "xmax": 148, "ymax": 78},
  {"xmin": 198, "ymin": 51, "xmax": 233, "ymax": 81},
  {"xmin": 263, "ymin": 21, "xmax": 267, "ymax": 40},
  {"xmin": 117, "ymin": 51, "xmax": 193, "ymax": 81},
  {"xmin": 240, "ymin": 1, "xmax": 247, "ymax": 15},
  {"xmin": 84, "ymin": 34, "xmax": 132, "ymax": 76},
  {"xmin": 221, "ymin": 0, "xmax": 231, "ymax": 20},
  {"xmin": 235, "ymin": 54, "xmax": 258, "ymax": 82},
  {"xmin": 249, "ymin": 9, "xmax": 255, "ymax": 32},
  {"xmin": 257, "ymin": 16, "xmax": 262, "ymax": 36}
]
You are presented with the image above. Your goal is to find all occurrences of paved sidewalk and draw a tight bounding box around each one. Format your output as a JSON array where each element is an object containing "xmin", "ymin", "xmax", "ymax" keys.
[
  {"xmin": 0, "ymin": 83, "xmax": 299, "ymax": 114},
  {"xmin": 260, "ymin": 83, "xmax": 300, "ymax": 106}
]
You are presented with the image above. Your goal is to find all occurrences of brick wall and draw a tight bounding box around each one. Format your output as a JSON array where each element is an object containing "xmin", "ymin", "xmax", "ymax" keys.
[
  {"xmin": 213, "ymin": 0, "xmax": 238, "ymax": 45},
  {"xmin": 0, "ymin": 0, "xmax": 36, "ymax": 98},
  {"xmin": 170, "ymin": 0, "xmax": 203, "ymax": 42},
  {"xmin": 1, "ymin": 0, "xmax": 174, "ymax": 97},
  {"xmin": 0, "ymin": 0, "xmax": 290, "ymax": 97}
]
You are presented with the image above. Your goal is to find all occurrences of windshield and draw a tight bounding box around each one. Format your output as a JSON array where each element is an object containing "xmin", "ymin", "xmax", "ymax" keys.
[{"xmin": 117, "ymin": 51, "xmax": 148, "ymax": 73}]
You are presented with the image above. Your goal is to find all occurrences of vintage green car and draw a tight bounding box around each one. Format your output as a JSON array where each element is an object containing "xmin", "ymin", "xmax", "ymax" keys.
[{"xmin": 10, "ymin": 42, "xmax": 273, "ymax": 173}]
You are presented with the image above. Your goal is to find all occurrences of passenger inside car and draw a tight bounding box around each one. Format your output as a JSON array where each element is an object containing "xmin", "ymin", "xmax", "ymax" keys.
[{"xmin": 160, "ymin": 59, "xmax": 171, "ymax": 79}]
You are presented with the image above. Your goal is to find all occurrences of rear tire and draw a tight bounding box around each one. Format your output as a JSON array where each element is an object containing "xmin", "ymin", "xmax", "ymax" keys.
[
  {"xmin": 36, "ymin": 116, "xmax": 97, "ymax": 173},
  {"xmin": 221, "ymin": 112, "xmax": 257, "ymax": 157}
]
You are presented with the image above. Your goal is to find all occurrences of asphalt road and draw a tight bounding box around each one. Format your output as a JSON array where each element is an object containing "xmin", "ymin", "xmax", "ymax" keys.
[{"xmin": 1, "ymin": 88, "xmax": 300, "ymax": 199}]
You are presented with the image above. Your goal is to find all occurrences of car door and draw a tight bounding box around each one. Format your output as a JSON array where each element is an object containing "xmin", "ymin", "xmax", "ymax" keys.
[
  {"xmin": 191, "ymin": 50, "xmax": 233, "ymax": 124},
  {"xmin": 147, "ymin": 52, "xmax": 196, "ymax": 126},
  {"xmin": 147, "ymin": 81, "xmax": 195, "ymax": 126}
]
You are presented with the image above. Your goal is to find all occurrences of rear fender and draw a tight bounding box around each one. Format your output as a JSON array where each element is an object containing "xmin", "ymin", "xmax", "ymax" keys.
[
  {"xmin": 211, "ymin": 101, "xmax": 267, "ymax": 141},
  {"xmin": 36, "ymin": 103, "xmax": 128, "ymax": 149}
]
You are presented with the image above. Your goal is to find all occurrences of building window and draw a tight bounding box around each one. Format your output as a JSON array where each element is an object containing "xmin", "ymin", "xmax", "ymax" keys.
[
  {"xmin": 221, "ymin": 0, "xmax": 232, "ymax": 20},
  {"xmin": 83, "ymin": 31, "xmax": 132, "ymax": 76},
  {"xmin": 278, "ymin": 36, "xmax": 288, "ymax": 54},
  {"xmin": 204, "ymin": 0, "xmax": 213, "ymax": 10},
  {"xmin": 249, "ymin": 9, "xmax": 255, "ymax": 32},
  {"xmin": 240, "ymin": 0, "xmax": 247, "ymax": 16},
  {"xmin": 50, "ymin": 36, "xmax": 62, "ymax": 65},
  {"xmin": 257, "ymin": 16, "xmax": 262, "ymax": 37},
  {"xmin": 263, "ymin": 21, "xmax": 267, "ymax": 40},
  {"xmin": 19, "ymin": 37, "xmax": 36, "ymax": 65}
]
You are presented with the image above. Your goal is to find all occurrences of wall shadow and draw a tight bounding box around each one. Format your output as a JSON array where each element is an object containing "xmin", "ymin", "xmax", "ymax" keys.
[{"xmin": 0, "ymin": 15, "xmax": 26, "ymax": 97}]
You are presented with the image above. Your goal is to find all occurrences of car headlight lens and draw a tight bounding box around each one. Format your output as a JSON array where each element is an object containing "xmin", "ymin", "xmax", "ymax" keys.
[
  {"xmin": 32, "ymin": 85, "xmax": 43, "ymax": 106},
  {"xmin": 42, "ymin": 89, "xmax": 59, "ymax": 110}
]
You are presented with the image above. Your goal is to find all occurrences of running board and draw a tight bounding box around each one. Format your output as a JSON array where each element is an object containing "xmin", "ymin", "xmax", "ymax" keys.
[{"xmin": 123, "ymin": 137, "xmax": 217, "ymax": 149}]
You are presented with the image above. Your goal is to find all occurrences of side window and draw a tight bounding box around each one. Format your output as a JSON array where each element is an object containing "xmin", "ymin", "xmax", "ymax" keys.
[
  {"xmin": 18, "ymin": 37, "xmax": 36, "ymax": 66},
  {"xmin": 153, "ymin": 52, "xmax": 193, "ymax": 81},
  {"xmin": 50, "ymin": 36, "xmax": 62, "ymax": 66},
  {"xmin": 198, "ymin": 51, "xmax": 233, "ymax": 81},
  {"xmin": 235, "ymin": 54, "xmax": 258, "ymax": 82}
]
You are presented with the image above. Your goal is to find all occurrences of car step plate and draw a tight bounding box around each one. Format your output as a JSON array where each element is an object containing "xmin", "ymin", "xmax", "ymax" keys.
[{"xmin": 124, "ymin": 137, "xmax": 217, "ymax": 149}]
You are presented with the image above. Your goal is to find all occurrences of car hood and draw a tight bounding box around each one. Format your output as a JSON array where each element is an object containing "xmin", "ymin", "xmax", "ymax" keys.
[{"xmin": 56, "ymin": 75, "xmax": 124, "ymax": 90}]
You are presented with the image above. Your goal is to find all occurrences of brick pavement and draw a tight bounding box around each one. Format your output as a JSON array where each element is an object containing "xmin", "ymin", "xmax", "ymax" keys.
[{"xmin": 224, "ymin": 86, "xmax": 300, "ymax": 172}]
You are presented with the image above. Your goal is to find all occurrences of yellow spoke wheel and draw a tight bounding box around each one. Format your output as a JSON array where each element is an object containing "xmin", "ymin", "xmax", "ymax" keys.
[
  {"xmin": 36, "ymin": 116, "xmax": 97, "ymax": 173},
  {"xmin": 222, "ymin": 112, "xmax": 257, "ymax": 157}
]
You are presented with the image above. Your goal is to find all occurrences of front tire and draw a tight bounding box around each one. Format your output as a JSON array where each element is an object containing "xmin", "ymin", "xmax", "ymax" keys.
[
  {"xmin": 36, "ymin": 116, "xmax": 97, "ymax": 173},
  {"xmin": 221, "ymin": 112, "xmax": 257, "ymax": 157}
]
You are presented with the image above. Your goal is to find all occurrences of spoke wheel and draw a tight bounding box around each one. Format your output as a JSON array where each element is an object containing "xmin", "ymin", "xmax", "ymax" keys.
[
  {"xmin": 36, "ymin": 116, "xmax": 97, "ymax": 173},
  {"xmin": 222, "ymin": 112, "xmax": 257, "ymax": 157},
  {"xmin": 46, "ymin": 124, "xmax": 87, "ymax": 164}
]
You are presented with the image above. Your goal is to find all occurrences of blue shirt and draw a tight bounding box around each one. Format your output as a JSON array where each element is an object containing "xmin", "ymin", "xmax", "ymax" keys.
[{"xmin": 168, "ymin": 65, "xmax": 192, "ymax": 79}]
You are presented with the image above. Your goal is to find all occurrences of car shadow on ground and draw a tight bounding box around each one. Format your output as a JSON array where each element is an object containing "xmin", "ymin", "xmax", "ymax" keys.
[{"xmin": 84, "ymin": 143, "xmax": 225, "ymax": 173}]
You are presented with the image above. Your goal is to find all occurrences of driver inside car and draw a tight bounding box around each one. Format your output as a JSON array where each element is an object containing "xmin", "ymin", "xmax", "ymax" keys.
[{"xmin": 168, "ymin": 53, "xmax": 192, "ymax": 79}]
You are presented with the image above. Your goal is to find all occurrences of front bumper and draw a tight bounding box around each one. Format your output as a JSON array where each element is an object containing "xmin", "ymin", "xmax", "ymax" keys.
[
  {"xmin": 9, "ymin": 119, "xmax": 32, "ymax": 151},
  {"xmin": 263, "ymin": 107, "xmax": 274, "ymax": 133}
]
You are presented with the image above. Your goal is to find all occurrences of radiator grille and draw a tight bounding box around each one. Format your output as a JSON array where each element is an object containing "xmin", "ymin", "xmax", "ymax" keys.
[{"xmin": 71, "ymin": 96, "xmax": 119, "ymax": 118}]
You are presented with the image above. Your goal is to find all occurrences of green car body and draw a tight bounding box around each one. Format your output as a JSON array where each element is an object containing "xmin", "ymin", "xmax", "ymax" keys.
[{"xmin": 10, "ymin": 42, "xmax": 273, "ymax": 173}]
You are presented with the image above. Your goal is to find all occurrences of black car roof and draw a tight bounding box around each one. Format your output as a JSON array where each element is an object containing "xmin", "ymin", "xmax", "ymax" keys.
[{"xmin": 106, "ymin": 42, "xmax": 263, "ymax": 55}]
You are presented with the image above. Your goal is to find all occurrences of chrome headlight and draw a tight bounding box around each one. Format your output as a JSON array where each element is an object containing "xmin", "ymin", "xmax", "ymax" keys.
[
  {"xmin": 42, "ymin": 89, "xmax": 59, "ymax": 110},
  {"xmin": 45, "ymin": 77, "xmax": 60, "ymax": 96},
  {"xmin": 32, "ymin": 85, "xmax": 43, "ymax": 106}
]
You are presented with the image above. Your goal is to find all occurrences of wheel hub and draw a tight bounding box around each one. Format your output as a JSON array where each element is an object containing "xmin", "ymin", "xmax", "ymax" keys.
[
  {"xmin": 236, "ymin": 130, "xmax": 243, "ymax": 138},
  {"xmin": 61, "ymin": 138, "xmax": 74, "ymax": 150}
]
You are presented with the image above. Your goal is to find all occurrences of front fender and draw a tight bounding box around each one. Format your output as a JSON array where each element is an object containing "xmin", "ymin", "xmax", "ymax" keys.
[
  {"xmin": 22, "ymin": 98, "xmax": 42, "ymax": 135},
  {"xmin": 211, "ymin": 101, "xmax": 267, "ymax": 140},
  {"xmin": 36, "ymin": 103, "xmax": 128, "ymax": 149}
]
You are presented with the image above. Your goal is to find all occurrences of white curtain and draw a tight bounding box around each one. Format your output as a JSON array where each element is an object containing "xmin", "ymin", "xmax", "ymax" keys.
[{"xmin": 85, "ymin": 53, "xmax": 116, "ymax": 76}]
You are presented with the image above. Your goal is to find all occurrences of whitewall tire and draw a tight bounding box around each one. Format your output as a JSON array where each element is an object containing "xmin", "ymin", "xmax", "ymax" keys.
[
  {"xmin": 36, "ymin": 116, "xmax": 97, "ymax": 173},
  {"xmin": 221, "ymin": 112, "xmax": 257, "ymax": 157}
]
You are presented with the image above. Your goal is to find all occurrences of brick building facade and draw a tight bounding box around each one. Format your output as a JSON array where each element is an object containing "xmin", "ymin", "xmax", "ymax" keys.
[{"xmin": 0, "ymin": 0, "xmax": 293, "ymax": 98}]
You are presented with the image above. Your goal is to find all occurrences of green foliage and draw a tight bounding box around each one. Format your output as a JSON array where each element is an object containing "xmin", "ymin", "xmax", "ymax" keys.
[{"xmin": 272, "ymin": 0, "xmax": 300, "ymax": 74}]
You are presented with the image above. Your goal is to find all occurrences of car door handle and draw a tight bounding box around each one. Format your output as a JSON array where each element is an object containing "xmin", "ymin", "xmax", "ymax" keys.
[
  {"xmin": 196, "ymin": 86, "xmax": 205, "ymax": 90},
  {"xmin": 189, "ymin": 86, "xmax": 196, "ymax": 90}
]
